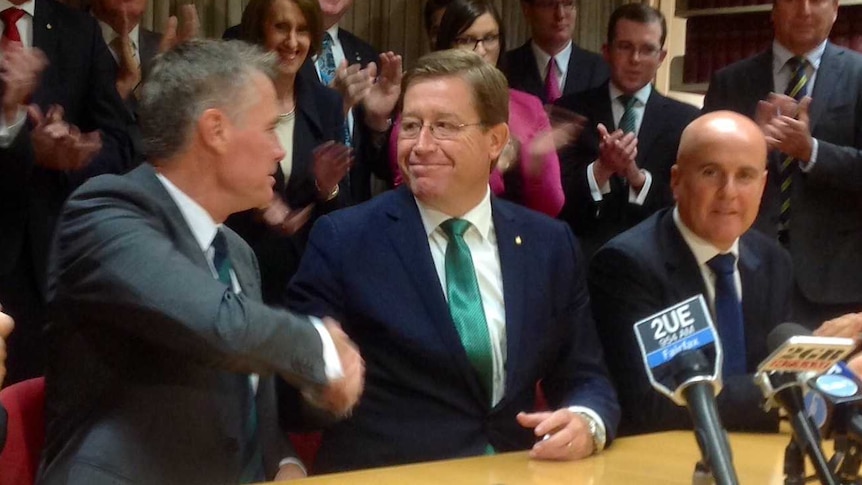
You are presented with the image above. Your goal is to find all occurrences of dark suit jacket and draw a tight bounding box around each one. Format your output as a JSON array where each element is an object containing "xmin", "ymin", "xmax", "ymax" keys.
[
  {"xmin": 38, "ymin": 164, "xmax": 329, "ymax": 484},
  {"xmin": 703, "ymin": 43, "xmax": 862, "ymax": 308},
  {"xmin": 0, "ymin": 0, "xmax": 136, "ymax": 383},
  {"xmin": 287, "ymin": 186, "xmax": 620, "ymax": 473},
  {"xmin": 228, "ymin": 64, "xmax": 346, "ymax": 304},
  {"xmin": 588, "ymin": 209, "xmax": 792, "ymax": 436},
  {"xmin": 503, "ymin": 40, "xmax": 609, "ymax": 104},
  {"xmin": 555, "ymin": 83, "xmax": 700, "ymax": 258}
]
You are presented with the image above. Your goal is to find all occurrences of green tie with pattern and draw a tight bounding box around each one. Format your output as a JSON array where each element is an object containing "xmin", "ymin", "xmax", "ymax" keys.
[
  {"xmin": 617, "ymin": 95, "xmax": 637, "ymax": 134},
  {"xmin": 778, "ymin": 56, "xmax": 809, "ymax": 245},
  {"xmin": 440, "ymin": 218, "xmax": 493, "ymax": 401}
]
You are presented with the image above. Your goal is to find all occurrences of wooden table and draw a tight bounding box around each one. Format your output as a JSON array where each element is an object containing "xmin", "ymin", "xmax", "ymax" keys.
[{"xmin": 281, "ymin": 431, "xmax": 798, "ymax": 484}]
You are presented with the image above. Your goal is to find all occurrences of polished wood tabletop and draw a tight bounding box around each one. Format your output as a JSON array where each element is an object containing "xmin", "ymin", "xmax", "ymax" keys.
[{"xmin": 282, "ymin": 431, "xmax": 801, "ymax": 484}]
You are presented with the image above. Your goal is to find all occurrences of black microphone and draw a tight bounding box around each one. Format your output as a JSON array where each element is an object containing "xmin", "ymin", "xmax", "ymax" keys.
[
  {"xmin": 756, "ymin": 322, "xmax": 854, "ymax": 485},
  {"xmin": 634, "ymin": 295, "xmax": 739, "ymax": 485},
  {"xmin": 807, "ymin": 362, "xmax": 862, "ymax": 483}
]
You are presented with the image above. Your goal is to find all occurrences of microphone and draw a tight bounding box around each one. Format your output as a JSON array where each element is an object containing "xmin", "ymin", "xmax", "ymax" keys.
[
  {"xmin": 756, "ymin": 322, "xmax": 855, "ymax": 485},
  {"xmin": 807, "ymin": 362, "xmax": 862, "ymax": 483},
  {"xmin": 634, "ymin": 295, "xmax": 739, "ymax": 485}
]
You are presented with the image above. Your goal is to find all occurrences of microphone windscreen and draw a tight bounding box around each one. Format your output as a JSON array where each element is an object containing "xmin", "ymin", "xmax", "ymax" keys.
[{"xmin": 767, "ymin": 322, "xmax": 812, "ymax": 353}]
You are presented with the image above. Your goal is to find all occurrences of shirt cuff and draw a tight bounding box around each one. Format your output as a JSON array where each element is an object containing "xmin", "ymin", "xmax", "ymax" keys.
[
  {"xmin": 799, "ymin": 138, "xmax": 818, "ymax": 173},
  {"xmin": 0, "ymin": 106, "xmax": 27, "ymax": 149},
  {"xmin": 586, "ymin": 161, "xmax": 611, "ymax": 202},
  {"xmin": 310, "ymin": 316, "xmax": 344, "ymax": 380},
  {"xmin": 277, "ymin": 457, "xmax": 308, "ymax": 477},
  {"xmin": 627, "ymin": 169, "xmax": 652, "ymax": 205},
  {"xmin": 567, "ymin": 405, "xmax": 607, "ymax": 452}
]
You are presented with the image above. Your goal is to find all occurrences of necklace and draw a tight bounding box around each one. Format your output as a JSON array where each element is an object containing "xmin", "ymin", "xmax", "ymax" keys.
[{"xmin": 278, "ymin": 107, "xmax": 296, "ymax": 121}]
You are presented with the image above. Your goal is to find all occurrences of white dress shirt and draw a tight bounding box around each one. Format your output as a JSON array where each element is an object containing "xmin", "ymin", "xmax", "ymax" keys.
[
  {"xmin": 772, "ymin": 39, "xmax": 826, "ymax": 170},
  {"xmin": 0, "ymin": 0, "xmax": 34, "ymax": 146},
  {"xmin": 413, "ymin": 188, "xmax": 606, "ymax": 447},
  {"xmin": 586, "ymin": 82, "xmax": 654, "ymax": 205},
  {"xmin": 673, "ymin": 207, "xmax": 742, "ymax": 310},
  {"xmin": 531, "ymin": 39, "xmax": 572, "ymax": 92}
]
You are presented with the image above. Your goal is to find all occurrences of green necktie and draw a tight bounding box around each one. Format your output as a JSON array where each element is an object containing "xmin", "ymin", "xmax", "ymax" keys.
[
  {"xmin": 617, "ymin": 95, "xmax": 637, "ymax": 134},
  {"xmin": 440, "ymin": 218, "xmax": 493, "ymax": 400},
  {"xmin": 778, "ymin": 56, "xmax": 809, "ymax": 245}
]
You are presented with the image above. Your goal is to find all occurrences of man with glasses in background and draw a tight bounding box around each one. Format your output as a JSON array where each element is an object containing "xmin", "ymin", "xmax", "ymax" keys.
[
  {"xmin": 504, "ymin": 0, "xmax": 608, "ymax": 104},
  {"xmin": 287, "ymin": 49, "xmax": 619, "ymax": 473},
  {"xmin": 554, "ymin": 3, "xmax": 699, "ymax": 258}
]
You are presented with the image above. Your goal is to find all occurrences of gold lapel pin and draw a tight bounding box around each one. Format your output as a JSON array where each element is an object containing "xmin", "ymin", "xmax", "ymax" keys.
[
  {"xmin": 46, "ymin": 24, "xmax": 52, "ymax": 30},
  {"xmin": 515, "ymin": 236, "xmax": 522, "ymax": 245}
]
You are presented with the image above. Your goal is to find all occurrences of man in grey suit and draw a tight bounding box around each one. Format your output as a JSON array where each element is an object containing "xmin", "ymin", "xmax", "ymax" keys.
[
  {"xmin": 38, "ymin": 40, "xmax": 364, "ymax": 484},
  {"xmin": 703, "ymin": 0, "xmax": 862, "ymax": 326}
]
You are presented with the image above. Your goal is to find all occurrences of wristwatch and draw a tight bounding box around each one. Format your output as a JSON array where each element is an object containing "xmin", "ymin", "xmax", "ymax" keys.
[{"xmin": 574, "ymin": 411, "xmax": 606, "ymax": 454}]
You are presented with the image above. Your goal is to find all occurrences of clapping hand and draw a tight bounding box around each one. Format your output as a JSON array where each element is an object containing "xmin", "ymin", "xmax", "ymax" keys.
[{"xmin": 29, "ymin": 104, "xmax": 102, "ymax": 171}]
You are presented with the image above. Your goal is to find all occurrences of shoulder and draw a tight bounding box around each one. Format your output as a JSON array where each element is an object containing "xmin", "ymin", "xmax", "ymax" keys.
[
  {"xmin": 740, "ymin": 228, "xmax": 792, "ymax": 272},
  {"xmin": 713, "ymin": 50, "xmax": 771, "ymax": 81},
  {"xmin": 42, "ymin": 0, "xmax": 97, "ymax": 32},
  {"xmin": 600, "ymin": 211, "xmax": 666, "ymax": 258},
  {"xmin": 508, "ymin": 89, "xmax": 544, "ymax": 116},
  {"xmin": 652, "ymin": 91, "xmax": 701, "ymax": 121},
  {"xmin": 494, "ymin": 196, "xmax": 572, "ymax": 241},
  {"xmin": 571, "ymin": 44, "xmax": 605, "ymax": 65},
  {"xmin": 338, "ymin": 28, "xmax": 378, "ymax": 62},
  {"xmin": 555, "ymin": 83, "xmax": 606, "ymax": 111},
  {"xmin": 825, "ymin": 42, "xmax": 862, "ymax": 68},
  {"xmin": 315, "ymin": 188, "xmax": 404, "ymax": 232}
]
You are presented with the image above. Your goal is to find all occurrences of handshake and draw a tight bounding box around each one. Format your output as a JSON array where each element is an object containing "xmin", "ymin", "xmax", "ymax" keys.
[{"xmin": 303, "ymin": 318, "xmax": 365, "ymax": 418}]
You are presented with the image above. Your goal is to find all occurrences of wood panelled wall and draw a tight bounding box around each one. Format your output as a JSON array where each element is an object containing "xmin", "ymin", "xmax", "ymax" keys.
[{"xmin": 69, "ymin": 0, "xmax": 642, "ymax": 67}]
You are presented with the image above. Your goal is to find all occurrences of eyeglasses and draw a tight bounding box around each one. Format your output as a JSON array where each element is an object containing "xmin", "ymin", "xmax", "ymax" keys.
[
  {"xmin": 531, "ymin": 0, "xmax": 576, "ymax": 10},
  {"xmin": 453, "ymin": 34, "xmax": 500, "ymax": 51},
  {"xmin": 611, "ymin": 41, "xmax": 662, "ymax": 58},
  {"xmin": 399, "ymin": 119, "xmax": 484, "ymax": 140}
]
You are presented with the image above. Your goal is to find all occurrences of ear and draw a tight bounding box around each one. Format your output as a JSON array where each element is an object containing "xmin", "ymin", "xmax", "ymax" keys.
[
  {"xmin": 485, "ymin": 122, "xmax": 510, "ymax": 163},
  {"xmin": 601, "ymin": 43, "xmax": 611, "ymax": 63},
  {"xmin": 197, "ymin": 108, "xmax": 231, "ymax": 155},
  {"xmin": 670, "ymin": 163, "xmax": 680, "ymax": 201},
  {"xmin": 658, "ymin": 48, "xmax": 668, "ymax": 65}
]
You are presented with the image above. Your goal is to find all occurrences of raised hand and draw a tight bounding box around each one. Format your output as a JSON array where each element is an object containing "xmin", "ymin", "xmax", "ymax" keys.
[
  {"xmin": 28, "ymin": 104, "xmax": 102, "ymax": 171},
  {"xmin": 594, "ymin": 123, "xmax": 639, "ymax": 188},
  {"xmin": 763, "ymin": 96, "xmax": 813, "ymax": 162},
  {"xmin": 312, "ymin": 141, "xmax": 352, "ymax": 200},
  {"xmin": 1, "ymin": 43, "xmax": 47, "ymax": 122},
  {"xmin": 158, "ymin": 3, "xmax": 199, "ymax": 53},
  {"xmin": 361, "ymin": 52, "xmax": 402, "ymax": 132},
  {"xmin": 113, "ymin": 10, "xmax": 141, "ymax": 101}
]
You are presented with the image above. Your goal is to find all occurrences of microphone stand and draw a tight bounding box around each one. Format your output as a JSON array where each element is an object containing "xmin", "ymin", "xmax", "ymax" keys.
[
  {"xmin": 783, "ymin": 439, "xmax": 806, "ymax": 485},
  {"xmin": 830, "ymin": 412, "xmax": 862, "ymax": 484}
]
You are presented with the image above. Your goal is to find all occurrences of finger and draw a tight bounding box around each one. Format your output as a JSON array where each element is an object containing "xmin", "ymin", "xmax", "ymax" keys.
[
  {"xmin": 596, "ymin": 123, "xmax": 610, "ymax": 139},
  {"xmin": 797, "ymin": 96, "xmax": 812, "ymax": 124},
  {"xmin": 516, "ymin": 411, "xmax": 553, "ymax": 432},
  {"xmin": 179, "ymin": 3, "xmax": 200, "ymax": 41},
  {"xmin": 0, "ymin": 312, "xmax": 14, "ymax": 339},
  {"xmin": 27, "ymin": 103, "xmax": 45, "ymax": 126},
  {"xmin": 159, "ymin": 16, "xmax": 179, "ymax": 53}
]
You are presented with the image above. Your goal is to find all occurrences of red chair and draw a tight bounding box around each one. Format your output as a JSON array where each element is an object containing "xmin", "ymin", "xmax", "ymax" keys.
[{"xmin": 0, "ymin": 378, "xmax": 46, "ymax": 485}]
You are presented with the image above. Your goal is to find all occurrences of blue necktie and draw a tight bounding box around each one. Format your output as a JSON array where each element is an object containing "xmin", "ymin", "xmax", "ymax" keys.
[
  {"xmin": 777, "ymin": 56, "xmax": 809, "ymax": 245},
  {"xmin": 707, "ymin": 253, "xmax": 746, "ymax": 377},
  {"xmin": 212, "ymin": 230, "xmax": 264, "ymax": 483},
  {"xmin": 317, "ymin": 32, "xmax": 337, "ymax": 86}
]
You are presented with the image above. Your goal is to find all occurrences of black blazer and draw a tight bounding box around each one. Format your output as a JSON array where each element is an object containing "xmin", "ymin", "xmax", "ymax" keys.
[
  {"xmin": 0, "ymin": 0, "xmax": 136, "ymax": 383},
  {"xmin": 704, "ymin": 43, "xmax": 862, "ymax": 310},
  {"xmin": 39, "ymin": 164, "xmax": 328, "ymax": 484},
  {"xmin": 503, "ymin": 40, "xmax": 609, "ymax": 104},
  {"xmin": 588, "ymin": 209, "xmax": 792, "ymax": 436},
  {"xmin": 555, "ymin": 82, "xmax": 700, "ymax": 258},
  {"xmin": 227, "ymin": 63, "xmax": 346, "ymax": 305}
]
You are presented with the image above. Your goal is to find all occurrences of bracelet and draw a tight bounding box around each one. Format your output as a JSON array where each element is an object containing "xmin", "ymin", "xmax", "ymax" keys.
[{"xmin": 317, "ymin": 183, "xmax": 339, "ymax": 201}]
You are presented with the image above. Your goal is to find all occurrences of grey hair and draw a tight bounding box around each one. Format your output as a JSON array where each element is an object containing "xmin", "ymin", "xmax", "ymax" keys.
[{"xmin": 138, "ymin": 39, "xmax": 278, "ymax": 162}]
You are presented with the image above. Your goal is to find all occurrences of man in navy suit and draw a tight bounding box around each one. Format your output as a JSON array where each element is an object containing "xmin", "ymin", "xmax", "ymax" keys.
[
  {"xmin": 555, "ymin": 4, "xmax": 699, "ymax": 259},
  {"xmin": 503, "ymin": 0, "xmax": 608, "ymax": 104},
  {"xmin": 703, "ymin": 0, "xmax": 862, "ymax": 326},
  {"xmin": 288, "ymin": 49, "xmax": 619, "ymax": 473},
  {"xmin": 0, "ymin": 0, "xmax": 136, "ymax": 384},
  {"xmin": 589, "ymin": 111, "xmax": 791, "ymax": 435}
]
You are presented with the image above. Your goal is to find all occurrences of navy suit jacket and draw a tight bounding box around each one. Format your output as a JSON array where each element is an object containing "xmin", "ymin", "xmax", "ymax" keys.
[
  {"xmin": 703, "ymin": 44, "xmax": 862, "ymax": 309},
  {"xmin": 588, "ymin": 209, "xmax": 792, "ymax": 436},
  {"xmin": 287, "ymin": 186, "xmax": 620, "ymax": 473},
  {"xmin": 555, "ymin": 83, "xmax": 699, "ymax": 258},
  {"xmin": 39, "ymin": 164, "xmax": 328, "ymax": 484},
  {"xmin": 503, "ymin": 40, "xmax": 609, "ymax": 104},
  {"xmin": 0, "ymin": 0, "xmax": 136, "ymax": 383}
]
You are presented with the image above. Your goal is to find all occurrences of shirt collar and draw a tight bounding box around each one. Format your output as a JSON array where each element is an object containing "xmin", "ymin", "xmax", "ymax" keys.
[
  {"xmin": 325, "ymin": 24, "xmax": 340, "ymax": 43},
  {"xmin": 609, "ymin": 81, "xmax": 652, "ymax": 107},
  {"xmin": 155, "ymin": 173, "xmax": 220, "ymax": 252},
  {"xmin": 673, "ymin": 206, "xmax": 739, "ymax": 267},
  {"xmin": 0, "ymin": 0, "xmax": 35, "ymax": 16},
  {"xmin": 531, "ymin": 39, "xmax": 573, "ymax": 74},
  {"xmin": 415, "ymin": 187, "xmax": 493, "ymax": 241},
  {"xmin": 97, "ymin": 18, "xmax": 140, "ymax": 50},
  {"xmin": 772, "ymin": 39, "xmax": 827, "ymax": 74}
]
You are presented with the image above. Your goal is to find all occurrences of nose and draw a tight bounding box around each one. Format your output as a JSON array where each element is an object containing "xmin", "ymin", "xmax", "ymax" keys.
[
  {"xmin": 271, "ymin": 133, "xmax": 286, "ymax": 162},
  {"xmin": 412, "ymin": 124, "xmax": 437, "ymax": 154},
  {"xmin": 474, "ymin": 41, "xmax": 487, "ymax": 56},
  {"xmin": 718, "ymin": 174, "xmax": 739, "ymax": 198},
  {"xmin": 285, "ymin": 30, "xmax": 298, "ymax": 49}
]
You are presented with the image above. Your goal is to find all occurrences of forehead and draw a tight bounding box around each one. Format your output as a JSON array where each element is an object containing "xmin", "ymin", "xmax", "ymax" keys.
[
  {"xmin": 403, "ymin": 76, "xmax": 478, "ymax": 118},
  {"xmin": 462, "ymin": 13, "xmax": 499, "ymax": 34},
  {"xmin": 613, "ymin": 18, "xmax": 662, "ymax": 43},
  {"xmin": 680, "ymin": 136, "xmax": 766, "ymax": 173}
]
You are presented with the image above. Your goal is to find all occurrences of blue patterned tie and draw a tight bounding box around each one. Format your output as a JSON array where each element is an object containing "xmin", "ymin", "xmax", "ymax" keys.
[
  {"xmin": 317, "ymin": 32, "xmax": 337, "ymax": 86},
  {"xmin": 212, "ymin": 230, "xmax": 264, "ymax": 483},
  {"xmin": 778, "ymin": 56, "xmax": 809, "ymax": 245},
  {"xmin": 440, "ymin": 219, "xmax": 493, "ymax": 401},
  {"xmin": 707, "ymin": 253, "xmax": 746, "ymax": 377}
]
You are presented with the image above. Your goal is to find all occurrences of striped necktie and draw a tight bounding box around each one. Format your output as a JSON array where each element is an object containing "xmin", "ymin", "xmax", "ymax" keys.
[
  {"xmin": 777, "ymin": 56, "xmax": 809, "ymax": 245},
  {"xmin": 440, "ymin": 218, "xmax": 493, "ymax": 401},
  {"xmin": 617, "ymin": 95, "xmax": 637, "ymax": 134}
]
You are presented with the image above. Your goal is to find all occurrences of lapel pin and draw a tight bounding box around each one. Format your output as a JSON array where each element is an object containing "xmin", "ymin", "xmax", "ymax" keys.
[
  {"xmin": 47, "ymin": 24, "xmax": 52, "ymax": 30},
  {"xmin": 515, "ymin": 236, "xmax": 522, "ymax": 245}
]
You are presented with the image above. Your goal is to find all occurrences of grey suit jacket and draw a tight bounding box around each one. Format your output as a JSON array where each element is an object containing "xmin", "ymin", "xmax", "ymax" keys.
[
  {"xmin": 704, "ymin": 43, "xmax": 862, "ymax": 306},
  {"xmin": 38, "ymin": 164, "xmax": 328, "ymax": 484}
]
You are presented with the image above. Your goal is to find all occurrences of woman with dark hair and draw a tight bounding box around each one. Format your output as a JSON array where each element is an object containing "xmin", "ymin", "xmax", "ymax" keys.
[
  {"xmin": 390, "ymin": 0, "xmax": 568, "ymax": 217},
  {"xmin": 227, "ymin": 0, "xmax": 351, "ymax": 305}
]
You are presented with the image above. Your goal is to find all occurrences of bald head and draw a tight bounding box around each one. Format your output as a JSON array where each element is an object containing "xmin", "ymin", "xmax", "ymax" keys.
[{"xmin": 671, "ymin": 111, "xmax": 768, "ymax": 251}]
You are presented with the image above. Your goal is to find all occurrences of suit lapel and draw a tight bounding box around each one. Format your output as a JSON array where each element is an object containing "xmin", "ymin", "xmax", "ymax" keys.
[
  {"xmin": 337, "ymin": 30, "xmax": 363, "ymax": 66},
  {"xmin": 31, "ymin": 0, "xmax": 59, "ymax": 107},
  {"xmin": 384, "ymin": 188, "xmax": 488, "ymax": 404},
  {"xmin": 738, "ymin": 235, "xmax": 765, "ymax": 371},
  {"xmin": 519, "ymin": 42, "xmax": 545, "ymax": 101},
  {"xmin": 491, "ymin": 200, "xmax": 527, "ymax": 398},
  {"xmin": 659, "ymin": 211, "xmax": 708, "ymax": 303},
  {"xmin": 808, "ymin": 43, "xmax": 842, "ymax": 131}
]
